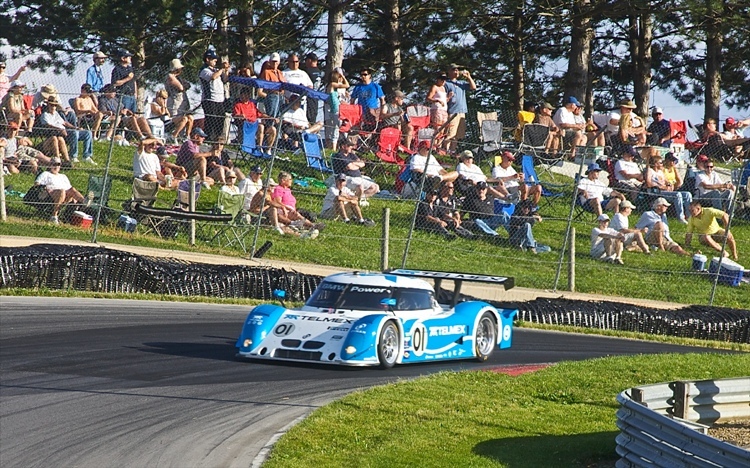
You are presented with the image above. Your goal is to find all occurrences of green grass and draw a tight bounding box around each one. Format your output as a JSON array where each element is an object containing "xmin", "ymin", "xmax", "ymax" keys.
[
  {"xmin": 263, "ymin": 353, "xmax": 750, "ymax": 468},
  {"xmin": 2, "ymin": 141, "xmax": 749, "ymax": 308}
]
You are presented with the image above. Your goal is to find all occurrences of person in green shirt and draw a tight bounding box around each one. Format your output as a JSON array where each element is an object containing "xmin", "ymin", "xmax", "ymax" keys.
[{"xmin": 685, "ymin": 201, "xmax": 738, "ymax": 260}]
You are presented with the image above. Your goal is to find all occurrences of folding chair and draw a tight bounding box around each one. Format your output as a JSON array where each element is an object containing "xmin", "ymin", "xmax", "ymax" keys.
[
  {"xmin": 414, "ymin": 127, "xmax": 436, "ymax": 150},
  {"xmin": 406, "ymin": 105, "xmax": 430, "ymax": 152},
  {"xmin": 520, "ymin": 154, "xmax": 565, "ymax": 211},
  {"xmin": 302, "ymin": 132, "xmax": 333, "ymax": 178},
  {"xmin": 375, "ymin": 127, "xmax": 405, "ymax": 165},
  {"xmin": 476, "ymin": 111, "xmax": 498, "ymax": 133},
  {"xmin": 175, "ymin": 179, "xmax": 202, "ymax": 210},
  {"xmin": 82, "ymin": 174, "xmax": 112, "ymax": 221},
  {"xmin": 396, "ymin": 164, "xmax": 422, "ymax": 199},
  {"xmin": 668, "ymin": 120, "xmax": 688, "ymax": 160},
  {"xmin": 126, "ymin": 178, "xmax": 168, "ymax": 236},
  {"xmin": 518, "ymin": 123, "xmax": 562, "ymax": 180},
  {"xmin": 479, "ymin": 119, "xmax": 505, "ymax": 164},
  {"xmin": 339, "ymin": 103, "xmax": 362, "ymax": 137},
  {"xmin": 210, "ymin": 191, "xmax": 252, "ymax": 252},
  {"xmin": 238, "ymin": 120, "xmax": 272, "ymax": 160},
  {"xmin": 572, "ymin": 173, "xmax": 596, "ymax": 222}
]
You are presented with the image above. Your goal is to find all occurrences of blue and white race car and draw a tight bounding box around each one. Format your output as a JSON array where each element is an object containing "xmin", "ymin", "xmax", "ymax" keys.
[{"xmin": 236, "ymin": 269, "xmax": 517, "ymax": 368}]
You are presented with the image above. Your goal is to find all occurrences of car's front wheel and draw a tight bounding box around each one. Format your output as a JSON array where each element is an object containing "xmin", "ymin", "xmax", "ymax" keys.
[
  {"xmin": 475, "ymin": 312, "xmax": 497, "ymax": 362},
  {"xmin": 377, "ymin": 320, "xmax": 400, "ymax": 369}
]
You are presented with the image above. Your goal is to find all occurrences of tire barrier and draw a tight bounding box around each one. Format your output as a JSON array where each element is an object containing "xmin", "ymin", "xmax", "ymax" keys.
[
  {"xmin": 0, "ymin": 244, "xmax": 321, "ymax": 302},
  {"xmin": 0, "ymin": 244, "xmax": 747, "ymax": 343}
]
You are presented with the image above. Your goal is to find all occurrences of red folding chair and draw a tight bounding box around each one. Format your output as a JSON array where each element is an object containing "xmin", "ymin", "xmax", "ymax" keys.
[
  {"xmin": 376, "ymin": 127, "xmax": 405, "ymax": 165},
  {"xmin": 339, "ymin": 103, "xmax": 362, "ymax": 135},
  {"xmin": 406, "ymin": 105, "xmax": 430, "ymax": 152}
]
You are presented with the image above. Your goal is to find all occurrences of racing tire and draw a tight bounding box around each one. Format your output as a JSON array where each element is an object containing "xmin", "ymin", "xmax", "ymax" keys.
[
  {"xmin": 377, "ymin": 320, "xmax": 400, "ymax": 369},
  {"xmin": 474, "ymin": 312, "xmax": 497, "ymax": 362}
]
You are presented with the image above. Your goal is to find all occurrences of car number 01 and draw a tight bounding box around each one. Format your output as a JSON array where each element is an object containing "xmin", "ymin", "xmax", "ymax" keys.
[
  {"xmin": 411, "ymin": 323, "xmax": 427, "ymax": 356},
  {"xmin": 274, "ymin": 323, "xmax": 295, "ymax": 336}
]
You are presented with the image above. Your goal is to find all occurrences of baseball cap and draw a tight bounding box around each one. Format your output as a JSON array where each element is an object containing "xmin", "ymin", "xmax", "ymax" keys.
[
  {"xmin": 476, "ymin": 181, "xmax": 488, "ymax": 189},
  {"xmin": 336, "ymin": 173, "xmax": 348, "ymax": 181},
  {"xmin": 156, "ymin": 146, "xmax": 168, "ymax": 157},
  {"xmin": 726, "ymin": 117, "xmax": 737, "ymax": 127},
  {"xmin": 597, "ymin": 214, "xmax": 610, "ymax": 222},
  {"xmin": 541, "ymin": 102, "xmax": 554, "ymax": 110},
  {"xmin": 448, "ymin": 63, "xmax": 461, "ymax": 70},
  {"xmin": 51, "ymin": 157, "xmax": 62, "ymax": 165},
  {"xmin": 697, "ymin": 154, "xmax": 710, "ymax": 164},
  {"xmin": 305, "ymin": 52, "xmax": 318, "ymax": 61},
  {"xmin": 586, "ymin": 162, "xmax": 602, "ymax": 174},
  {"xmin": 665, "ymin": 152, "xmax": 678, "ymax": 162},
  {"xmin": 204, "ymin": 50, "xmax": 218, "ymax": 60},
  {"xmin": 270, "ymin": 52, "xmax": 281, "ymax": 62},
  {"xmin": 501, "ymin": 150, "xmax": 515, "ymax": 160},
  {"xmin": 192, "ymin": 128, "xmax": 207, "ymax": 138},
  {"xmin": 652, "ymin": 107, "xmax": 663, "ymax": 114},
  {"xmin": 10, "ymin": 80, "xmax": 25, "ymax": 88},
  {"xmin": 251, "ymin": 165, "xmax": 263, "ymax": 173},
  {"xmin": 459, "ymin": 150, "xmax": 474, "ymax": 160},
  {"xmin": 566, "ymin": 96, "xmax": 581, "ymax": 106},
  {"xmin": 653, "ymin": 197, "xmax": 671, "ymax": 208},
  {"xmin": 119, "ymin": 49, "xmax": 133, "ymax": 57},
  {"xmin": 620, "ymin": 200, "xmax": 635, "ymax": 210}
]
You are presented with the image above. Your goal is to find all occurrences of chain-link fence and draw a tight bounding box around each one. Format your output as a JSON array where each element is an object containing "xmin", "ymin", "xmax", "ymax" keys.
[{"xmin": 1, "ymin": 67, "xmax": 749, "ymax": 308}]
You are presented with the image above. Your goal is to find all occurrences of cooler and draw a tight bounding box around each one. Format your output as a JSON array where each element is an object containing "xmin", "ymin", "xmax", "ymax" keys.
[
  {"xmin": 71, "ymin": 210, "xmax": 93, "ymax": 228},
  {"xmin": 708, "ymin": 257, "xmax": 745, "ymax": 287}
]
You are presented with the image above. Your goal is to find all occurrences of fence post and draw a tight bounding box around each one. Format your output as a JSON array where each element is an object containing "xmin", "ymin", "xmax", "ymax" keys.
[
  {"xmin": 0, "ymin": 159, "xmax": 6, "ymax": 222},
  {"xmin": 189, "ymin": 178, "xmax": 196, "ymax": 245},
  {"xmin": 381, "ymin": 207, "xmax": 390, "ymax": 271},
  {"xmin": 673, "ymin": 381, "xmax": 690, "ymax": 419},
  {"xmin": 568, "ymin": 227, "xmax": 575, "ymax": 292},
  {"xmin": 91, "ymin": 92, "xmax": 123, "ymax": 244}
]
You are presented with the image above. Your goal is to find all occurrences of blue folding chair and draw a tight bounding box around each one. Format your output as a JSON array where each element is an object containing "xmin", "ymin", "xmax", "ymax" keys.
[
  {"xmin": 520, "ymin": 154, "xmax": 565, "ymax": 210},
  {"xmin": 302, "ymin": 133, "xmax": 333, "ymax": 178},
  {"xmin": 240, "ymin": 121, "xmax": 271, "ymax": 160}
]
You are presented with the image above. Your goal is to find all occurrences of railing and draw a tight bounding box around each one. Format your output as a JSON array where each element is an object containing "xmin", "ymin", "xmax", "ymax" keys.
[{"xmin": 616, "ymin": 377, "xmax": 750, "ymax": 467}]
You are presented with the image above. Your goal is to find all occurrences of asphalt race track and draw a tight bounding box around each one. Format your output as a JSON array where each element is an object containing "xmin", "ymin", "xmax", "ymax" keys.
[{"xmin": 0, "ymin": 297, "xmax": 722, "ymax": 467}]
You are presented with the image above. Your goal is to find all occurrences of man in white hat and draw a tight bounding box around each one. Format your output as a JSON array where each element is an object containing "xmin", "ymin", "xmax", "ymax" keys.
[
  {"xmin": 86, "ymin": 51, "xmax": 108, "ymax": 92},
  {"xmin": 618, "ymin": 99, "xmax": 647, "ymax": 146},
  {"xmin": 646, "ymin": 107, "xmax": 671, "ymax": 147},
  {"xmin": 635, "ymin": 197, "xmax": 689, "ymax": 256},
  {"xmin": 258, "ymin": 52, "xmax": 285, "ymax": 118}
]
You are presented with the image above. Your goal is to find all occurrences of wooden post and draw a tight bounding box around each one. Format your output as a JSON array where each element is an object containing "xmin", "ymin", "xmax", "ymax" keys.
[
  {"xmin": 189, "ymin": 179, "xmax": 196, "ymax": 245},
  {"xmin": 673, "ymin": 381, "xmax": 690, "ymax": 419},
  {"xmin": 380, "ymin": 208, "xmax": 390, "ymax": 271},
  {"xmin": 568, "ymin": 227, "xmax": 575, "ymax": 292}
]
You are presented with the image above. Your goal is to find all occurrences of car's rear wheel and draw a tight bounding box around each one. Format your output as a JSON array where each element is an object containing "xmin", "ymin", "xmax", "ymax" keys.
[
  {"xmin": 475, "ymin": 312, "xmax": 497, "ymax": 362},
  {"xmin": 377, "ymin": 320, "xmax": 399, "ymax": 369}
]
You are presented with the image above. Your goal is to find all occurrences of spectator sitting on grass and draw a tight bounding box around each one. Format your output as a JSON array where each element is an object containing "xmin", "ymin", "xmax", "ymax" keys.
[
  {"xmin": 461, "ymin": 181, "xmax": 511, "ymax": 239},
  {"xmin": 331, "ymin": 139, "xmax": 380, "ymax": 206},
  {"xmin": 435, "ymin": 180, "xmax": 475, "ymax": 238},
  {"xmin": 272, "ymin": 171, "xmax": 324, "ymax": 237},
  {"xmin": 491, "ymin": 150, "xmax": 541, "ymax": 205},
  {"xmin": 175, "ymin": 127, "xmax": 215, "ymax": 189},
  {"xmin": 685, "ymin": 201, "xmax": 738, "ymax": 261},
  {"xmin": 1, "ymin": 121, "xmax": 51, "ymax": 174},
  {"xmin": 34, "ymin": 157, "xmax": 86, "ymax": 225},
  {"xmin": 590, "ymin": 213, "xmax": 625, "ymax": 264},
  {"xmin": 508, "ymin": 199, "xmax": 549, "ymax": 254},
  {"xmin": 416, "ymin": 189, "xmax": 456, "ymax": 240},
  {"xmin": 634, "ymin": 197, "xmax": 689, "ymax": 256},
  {"xmin": 609, "ymin": 200, "xmax": 650, "ymax": 254},
  {"xmin": 319, "ymin": 173, "xmax": 374, "ymax": 226},
  {"xmin": 577, "ymin": 163, "xmax": 625, "ymax": 216},
  {"xmin": 410, "ymin": 140, "xmax": 459, "ymax": 192}
]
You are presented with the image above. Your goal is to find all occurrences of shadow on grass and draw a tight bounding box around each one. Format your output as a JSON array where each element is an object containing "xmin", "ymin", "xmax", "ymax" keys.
[{"xmin": 474, "ymin": 431, "xmax": 619, "ymax": 467}]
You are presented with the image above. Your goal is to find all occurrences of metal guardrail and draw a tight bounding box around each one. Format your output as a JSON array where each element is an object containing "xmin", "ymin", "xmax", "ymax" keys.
[{"xmin": 616, "ymin": 377, "xmax": 750, "ymax": 467}]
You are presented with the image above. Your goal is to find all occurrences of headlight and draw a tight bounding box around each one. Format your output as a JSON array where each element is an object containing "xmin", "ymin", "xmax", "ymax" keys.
[
  {"xmin": 344, "ymin": 346, "xmax": 356, "ymax": 355},
  {"xmin": 243, "ymin": 339, "xmax": 252, "ymax": 347}
]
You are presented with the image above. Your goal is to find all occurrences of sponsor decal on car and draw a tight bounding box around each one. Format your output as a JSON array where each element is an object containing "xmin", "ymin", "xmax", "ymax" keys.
[{"xmin": 429, "ymin": 325, "xmax": 466, "ymax": 337}]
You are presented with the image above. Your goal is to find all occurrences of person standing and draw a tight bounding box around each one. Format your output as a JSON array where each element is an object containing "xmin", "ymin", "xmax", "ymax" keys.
[
  {"xmin": 111, "ymin": 50, "xmax": 137, "ymax": 113},
  {"xmin": 350, "ymin": 67, "xmax": 385, "ymax": 131},
  {"xmin": 0, "ymin": 60, "xmax": 26, "ymax": 102},
  {"xmin": 323, "ymin": 67, "xmax": 349, "ymax": 150},
  {"xmin": 303, "ymin": 53, "xmax": 324, "ymax": 124},
  {"xmin": 283, "ymin": 53, "xmax": 313, "ymax": 114},
  {"xmin": 258, "ymin": 53, "xmax": 285, "ymax": 118},
  {"xmin": 199, "ymin": 50, "xmax": 230, "ymax": 141},
  {"xmin": 443, "ymin": 63, "xmax": 476, "ymax": 153},
  {"xmin": 86, "ymin": 51, "xmax": 108, "ymax": 92},
  {"xmin": 165, "ymin": 58, "xmax": 194, "ymax": 142}
]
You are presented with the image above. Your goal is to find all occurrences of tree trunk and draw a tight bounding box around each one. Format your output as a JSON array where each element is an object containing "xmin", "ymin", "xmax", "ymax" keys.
[
  {"xmin": 565, "ymin": 0, "xmax": 594, "ymax": 108},
  {"xmin": 237, "ymin": 0, "xmax": 256, "ymax": 69},
  {"xmin": 704, "ymin": 0, "xmax": 722, "ymax": 121},
  {"xmin": 327, "ymin": 0, "xmax": 346, "ymax": 77},
  {"xmin": 382, "ymin": 0, "xmax": 402, "ymax": 95},
  {"xmin": 629, "ymin": 11, "xmax": 652, "ymax": 118},
  {"xmin": 511, "ymin": 4, "xmax": 524, "ymax": 112}
]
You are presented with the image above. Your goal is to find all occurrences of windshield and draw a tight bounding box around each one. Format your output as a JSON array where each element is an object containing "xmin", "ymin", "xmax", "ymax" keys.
[{"xmin": 306, "ymin": 281, "xmax": 434, "ymax": 311}]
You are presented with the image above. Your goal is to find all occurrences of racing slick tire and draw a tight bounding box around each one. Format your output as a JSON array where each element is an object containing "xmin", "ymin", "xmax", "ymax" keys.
[
  {"xmin": 377, "ymin": 320, "xmax": 400, "ymax": 369},
  {"xmin": 474, "ymin": 311, "xmax": 497, "ymax": 362}
]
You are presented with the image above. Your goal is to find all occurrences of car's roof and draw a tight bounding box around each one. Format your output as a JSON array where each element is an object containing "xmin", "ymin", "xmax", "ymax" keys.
[{"xmin": 323, "ymin": 272, "xmax": 434, "ymax": 291}]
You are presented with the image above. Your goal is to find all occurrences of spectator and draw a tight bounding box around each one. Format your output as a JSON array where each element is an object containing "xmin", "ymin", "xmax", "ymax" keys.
[
  {"xmin": 613, "ymin": 150, "xmax": 643, "ymax": 202},
  {"xmin": 443, "ymin": 63, "xmax": 477, "ymax": 153},
  {"xmin": 303, "ymin": 53, "xmax": 324, "ymax": 124},
  {"xmin": 647, "ymin": 107, "xmax": 671, "ymax": 147},
  {"xmin": 258, "ymin": 54, "xmax": 285, "ymax": 118},
  {"xmin": 721, "ymin": 117, "xmax": 750, "ymax": 157},
  {"xmin": 508, "ymin": 199, "xmax": 548, "ymax": 253},
  {"xmin": 281, "ymin": 96, "xmax": 323, "ymax": 149},
  {"xmin": 533, "ymin": 101, "xmax": 562, "ymax": 154},
  {"xmin": 175, "ymin": 128, "xmax": 215, "ymax": 188},
  {"xmin": 97, "ymin": 83, "xmax": 153, "ymax": 141},
  {"xmin": 155, "ymin": 145, "xmax": 184, "ymax": 189},
  {"xmin": 282, "ymin": 53, "xmax": 313, "ymax": 114},
  {"xmin": 205, "ymin": 137, "xmax": 240, "ymax": 185},
  {"xmin": 350, "ymin": 67, "xmax": 385, "ymax": 131},
  {"xmin": 590, "ymin": 214, "xmax": 625, "ymax": 264},
  {"xmin": 86, "ymin": 51, "xmax": 107, "ymax": 92},
  {"xmin": 577, "ymin": 163, "xmax": 625, "ymax": 216},
  {"xmin": 38, "ymin": 91, "xmax": 94, "ymax": 164},
  {"xmin": 0, "ymin": 80, "xmax": 34, "ymax": 132},
  {"xmin": 618, "ymin": 99, "xmax": 647, "ymax": 147},
  {"xmin": 416, "ymin": 190, "xmax": 456, "ymax": 240},
  {"xmin": 515, "ymin": 101, "xmax": 536, "ymax": 142},
  {"xmin": 584, "ymin": 111, "xmax": 606, "ymax": 147},
  {"xmin": 72, "ymin": 83, "xmax": 104, "ymax": 141},
  {"xmin": 331, "ymin": 139, "xmax": 380, "ymax": 205},
  {"xmin": 34, "ymin": 157, "xmax": 86, "ymax": 224},
  {"xmin": 635, "ymin": 197, "xmax": 689, "ymax": 255},
  {"xmin": 248, "ymin": 177, "xmax": 289, "ymax": 235},
  {"xmin": 38, "ymin": 97, "xmax": 72, "ymax": 162},
  {"xmin": 435, "ymin": 180, "xmax": 475, "ymax": 238},
  {"xmin": 238, "ymin": 165, "xmax": 264, "ymax": 210},
  {"xmin": 272, "ymin": 171, "xmax": 323, "ymax": 237},
  {"xmin": 220, "ymin": 171, "xmax": 240, "ymax": 195},
  {"xmin": 233, "ymin": 86, "xmax": 277, "ymax": 148},
  {"xmin": 663, "ymin": 152, "xmax": 686, "ymax": 190},
  {"xmin": 457, "ymin": 149, "xmax": 507, "ymax": 198},
  {"xmin": 461, "ymin": 181, "xmax": 510, "ymax": 238},
  {"xmin": 165, "ymin": 58, "xmax": 194, "ymax": 142},
  {"xmin": 695, "ymin": 160, "xmax": 734, "ymax": 210},
  {"xmin": 410, "ymin": 140, "xmax": 459, "ymax": 192},
  {"xmin": 0, "ymin": 61, "xmax": 26, "ymax": 102},
  {"xmin": 199, "ymin": 50, "xmax": 230, "ymax": 141},
  {"xmin": 610, "ymin": 200, "xmax": 650, "ymax": 254},
  {"xmin": 491, "ymin": 150, "xmax": 541, "ymax": 205},
  {"xmin": 324, "ymin": 66, "xmax": 349, "ymax": 150},
  {"xmin": 644, "ymin": 154, "xmax": 691, "ymax": 223},
  {"xmin": 685, "ymin": 201, "xmax": 738, "ymax": 261},
  {"xmin": 133, "ymin": 138, "xmax": 164, "ymax": 184},
  {"xmin": 147, "ymin": 89, "xmax": 171, "ymax": 139},
  {"xmin": 426, "ymin": 73, "xmax": 450, "ymax": 129},
  {"xmin": 320, "ymin": 173, "xmax": 374, "ymax": 226},
  {"xmin": 552, "ymin": 96, "xmax": 586, "ymax": 159},
  {"xmin": 111, "ymin": 50, "xmax": 137, "ymax": 113},
  {"xmin": 380, "ymin": 91, "xmax": 413, "ymax": 149},
  {"xmin": 0, "ymin": 121, "xmax": 52, "ymax": 174}
]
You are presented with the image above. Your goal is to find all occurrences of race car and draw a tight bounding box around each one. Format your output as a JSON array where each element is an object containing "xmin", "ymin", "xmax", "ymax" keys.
[{"xmin": 236, "ymin": 269, "xmax": 517, "ymax": 368}]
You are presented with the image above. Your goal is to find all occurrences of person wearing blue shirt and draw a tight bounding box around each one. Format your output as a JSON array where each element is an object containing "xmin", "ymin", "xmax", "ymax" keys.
[
  {"xmin": 86, "ymin": 51, "xmax": 107, "ymax": 92},
  {"xmin": 350, "ymin": 67, "xmax": 384, "ymax": 131},
  {"xmin": 646, "ymin": 107, "xmax": 672, "ymax": 147},
  {"xmin": 443, "ymin": 63, "xmax": 477, "ymax": 153}
]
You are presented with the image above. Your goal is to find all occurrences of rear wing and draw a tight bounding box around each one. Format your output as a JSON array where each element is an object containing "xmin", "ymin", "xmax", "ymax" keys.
[{"xmin": 386, "ymin": 269, "xmax": 514, "ymax": 307}]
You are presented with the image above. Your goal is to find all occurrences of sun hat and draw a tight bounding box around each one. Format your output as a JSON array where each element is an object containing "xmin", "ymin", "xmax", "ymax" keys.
[
  {"xmin": 10, "ymin": 80, "xmax": 25, "ymax": 89},
  {"xmin": 620, "ymin": 200, "xmax": 636, "ymax": 210},
  {"xmin": 93, "ymin": 51, "xmax": 107, "ymax": 59},
  {"xmin": 459, "ymin": 150, "xmax": 474, "ymax": 160},
  {"xmin": 619, "ymin": 99, "xmax": 637, "ymax": 109},
  {"xmin": 597, "ymin": 214, "xmax": 610, "ymax": 222},
  {"xmin": 652, "ymin": 197, "xmax": 671, "ymax": 208},
  {"xmin": 541, "ymin": 102, "xmax": 554, "ymax": 110},
  {"xmin": 46, "ymin": 96, "xmax": 60, "ymax": 106},
  {"xmin": 170, "ymin": 58, "xmax": 184, "ymax": 70},
  {"xmin": 40, "ymin": 84, "xmax": 58, "ymax": 99}
]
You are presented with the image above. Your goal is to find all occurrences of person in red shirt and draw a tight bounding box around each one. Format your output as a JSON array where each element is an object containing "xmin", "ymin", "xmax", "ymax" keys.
[
  {"xmin": 233, "ymin": 87, "xmax": 277, "ymax": 147},
  {"xmin": 258, "ymin": 54, "xmax": 285, "ymax": 117}
]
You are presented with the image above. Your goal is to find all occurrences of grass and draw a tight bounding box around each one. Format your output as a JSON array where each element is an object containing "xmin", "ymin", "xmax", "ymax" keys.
[
  {"xmin": 262, "ymin": 353, "xmax": 750, "ymax": 468},
  {"xmin": 2, "ymin": 140, "xmax": 749, "ymax": 308}
]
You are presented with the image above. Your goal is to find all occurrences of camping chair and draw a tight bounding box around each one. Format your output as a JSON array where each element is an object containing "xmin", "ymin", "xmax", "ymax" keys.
[
  {"xmin": 210, "ymin": 191, "xmax": 253, "ymax": 252},
  {"xmin": 406, "ymin": 105, "xmax": 430, "ymax": 152},
  {"xmin": 375, "ymin": 127, "xmax": 405, "ymax": 166},
  {"xmin": 572, "ymin": 173, "xmax": 596, "ymax": 222},
  {"xmin": 175, "ymin": 179, "xmax": 202, "ymax": 210},
  {"xmin": 339, "ymin": 102, "xmax": 362, "ymax": 137},
  {"xmin": 396, "ymin": 164, "xmax": 422, "ymax": 199},
  {"xmin": 476, "ymin": 111, "xmax": 498, "ymax": 133},
  {"xmin": 518, "ymin": 123, "xmax": 561, "ymax": 180},
  {"xmin": 520, "ymin": 154, "xmax": 565, "ymax": 211},
  {"xmin": 82, "ymin": 174, "xmax": 112, "ymax": 221},
  {"xmin": 669, "ymin": 120, "xmax": 688, "ymax": 159},
  {"xmin": 239, "ymin": 120, "xmax": 272, "ymax": 160},
  {"xmin": 479, "ymin": 119, "xmax": 505, "ymax": 163},
  {"xmin": 302, "ymin": 132, "xmax": 333, "ymax": 178},
  {"xmin": 125, "ymin": 178, "xmax": 169, "ymax": 237}
]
